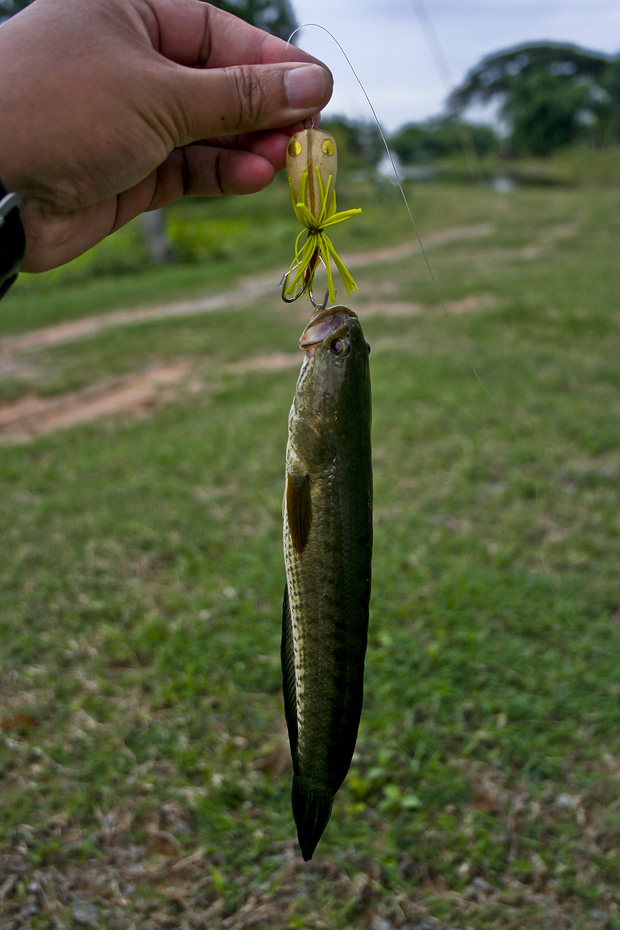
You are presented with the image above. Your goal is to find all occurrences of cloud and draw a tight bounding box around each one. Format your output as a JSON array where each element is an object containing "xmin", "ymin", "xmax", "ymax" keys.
[{"xmin": 290, "ymin": 0, "xmax": 620, "ymax": 131}]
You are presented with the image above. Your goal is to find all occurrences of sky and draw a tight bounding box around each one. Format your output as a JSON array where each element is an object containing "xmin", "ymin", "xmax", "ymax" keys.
[{"xmin": 288, "ymin": 0, "xmax": 620, "ymax": 133}]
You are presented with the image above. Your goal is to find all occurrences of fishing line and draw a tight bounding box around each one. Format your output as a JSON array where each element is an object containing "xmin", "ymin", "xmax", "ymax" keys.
[
  {"xmin": 285, "ymin": 27, "xmax": 584, "ymax": 662},
  {"xmin": 283, "ymin": 27, "xmax": 609, "ymax": 750},
  {"xmin": 391, "ymin": 11, "xmax": 592, "ymax": 665},
  {"xmin": 287, "ymin": 23, "xmax": 520, "ymax": 435},
  {"xmin": 285, "ymin": 29, "xmax": 606, "ymax": 672},
  {"xmin": 407, "ymin": 0, "xmax": 484, "ymax": 181}
]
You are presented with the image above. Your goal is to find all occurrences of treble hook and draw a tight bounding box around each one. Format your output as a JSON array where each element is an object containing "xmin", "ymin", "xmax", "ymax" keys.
[
  {"xmin": 280, "ymin": 267, "xmax": 306, "ymax": 304},
  {"xmin": 280, "ymin": 267, "xmax": 329, "ymax": 312}
]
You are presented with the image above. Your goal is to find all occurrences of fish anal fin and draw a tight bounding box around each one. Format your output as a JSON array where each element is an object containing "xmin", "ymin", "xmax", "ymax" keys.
[
  {"xmin": 281, "ymin": 584, "xmax": 299, "ymax": 772},
  {"xmin": 286, "ymin": 472, "xmax": 312, "ymax": 553}
]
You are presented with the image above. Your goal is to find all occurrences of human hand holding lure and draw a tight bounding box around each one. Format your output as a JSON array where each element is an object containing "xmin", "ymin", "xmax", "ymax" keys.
[
  {"xmin": 0, "ymin": 0, "xmax": 332, "ymax": 276},
  {"xmin": 281, "ymin": 126, "xmax": 372, "ymax": 861}
]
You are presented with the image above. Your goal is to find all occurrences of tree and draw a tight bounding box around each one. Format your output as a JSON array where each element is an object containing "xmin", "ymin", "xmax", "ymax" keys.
[
  {"xmin": 1, "ymin": 0, "xmax": 297, "ymax": 37},
  {"xmin": 501, "ymin": 70, "xmax": 594, "ymax": 156},
  {"xmin": 320, "ymin": 117, "xmax": 383, "ymax": 172},
  {"xmin": 449, "ymin": 42, "xmax": 620, "ymax": 155},
  {"xmin": 0, "ymin": 0, "xmax": 32, "ymax": 14},
  {"xmin": 391, "ymin": 117, "xmax": 498, "ymax": 164},
  {"xmin": 201, "ymin": 0, "xmax": 296, "ymax": 41},
  {"xmin": 600, "ymin": 57, "xmax": 620, "ymax": 145}
]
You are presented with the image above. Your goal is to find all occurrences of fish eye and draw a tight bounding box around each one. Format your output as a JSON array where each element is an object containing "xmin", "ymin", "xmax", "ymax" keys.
[
  {"xmin": 330, "ymin": 338, "xmax": 351, "ymax": 357},
  {"xmin": 365, "ymin": 341, "xmax": 371, "ymax": 355}
]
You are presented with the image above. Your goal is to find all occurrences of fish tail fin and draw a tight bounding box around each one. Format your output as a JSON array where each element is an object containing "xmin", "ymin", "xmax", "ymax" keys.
[{"xmin": 292, "ymin": 776, "xmax": 334, "ymax": 861}]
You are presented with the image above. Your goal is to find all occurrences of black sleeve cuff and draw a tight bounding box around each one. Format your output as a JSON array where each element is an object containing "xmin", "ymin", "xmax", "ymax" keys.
[{"xmin": 0, "ymin": 177, "xmax": 26, "ymax": 299}]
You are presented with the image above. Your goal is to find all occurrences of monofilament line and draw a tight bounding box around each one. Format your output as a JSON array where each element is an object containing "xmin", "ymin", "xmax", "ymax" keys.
[{"xmin": 287, "ymin": 23, "xmax": 508, "ymax": 415}]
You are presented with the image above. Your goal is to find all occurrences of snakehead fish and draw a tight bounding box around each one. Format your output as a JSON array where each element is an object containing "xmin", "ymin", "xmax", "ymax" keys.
[{"xmin": 282, "ymin": 305, "xmax": 372, "ymax": 861}]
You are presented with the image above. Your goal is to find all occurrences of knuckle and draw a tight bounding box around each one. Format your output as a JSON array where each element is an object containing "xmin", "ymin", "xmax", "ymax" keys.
[{"xmin": 229, "ymin": 64, "xmax": 268, "ymax": 131}]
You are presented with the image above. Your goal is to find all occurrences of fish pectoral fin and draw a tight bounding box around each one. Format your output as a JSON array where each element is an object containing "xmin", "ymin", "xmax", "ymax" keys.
[
  {"xmin": 286, "ymin": 472, "xmax": 312, "ymax": 553},
  {"xmin": 281, "ymin": 584, "xmax": 299, "ymax": 771},
  {"xmin": 290, "ymin": 419, "xmax": 331, "ymax": 470}
]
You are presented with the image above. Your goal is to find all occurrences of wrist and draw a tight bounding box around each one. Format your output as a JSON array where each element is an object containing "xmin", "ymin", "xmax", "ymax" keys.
[{"xmin": 0, "ymin": 177, "xmax": 26, "ymax": 298}]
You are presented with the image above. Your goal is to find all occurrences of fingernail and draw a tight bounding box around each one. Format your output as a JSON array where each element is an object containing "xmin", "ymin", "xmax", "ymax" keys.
[{"xmin": 286, "ymin": 65, "xmax": 329, "ymax": 110}]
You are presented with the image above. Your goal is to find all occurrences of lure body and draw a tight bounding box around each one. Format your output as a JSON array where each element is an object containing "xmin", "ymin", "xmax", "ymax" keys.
[
  {"xmin": 286, "ymin": 128, "xmax": 338, "ymax": 219},
  {"xmin": 282, "ymin": 306, "xmax": 372, "ymax": 861},
  {"xmin": 283, "ymin": 128, "xmax": 361, "ymax": 305}
]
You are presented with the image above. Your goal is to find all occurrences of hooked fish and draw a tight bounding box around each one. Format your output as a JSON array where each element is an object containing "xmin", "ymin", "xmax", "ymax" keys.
[{"xmin": 282, "ymin": 305, "xmax": 372, "ymax": 861}]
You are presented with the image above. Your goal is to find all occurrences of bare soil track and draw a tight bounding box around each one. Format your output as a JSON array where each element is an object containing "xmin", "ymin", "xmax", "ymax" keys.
[
  {"xmin": 0, "ymin": 362, "xmax": 191, "ymax": 444},
  {"xmin": 0, "ymin": 224, "xmax": 495, "ymax": 443}
]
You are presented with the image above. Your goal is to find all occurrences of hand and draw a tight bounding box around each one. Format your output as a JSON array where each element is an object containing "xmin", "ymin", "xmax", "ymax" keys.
[{"xmin": 0, "ymin": 0, "xmax": 333, "ymax": 272}]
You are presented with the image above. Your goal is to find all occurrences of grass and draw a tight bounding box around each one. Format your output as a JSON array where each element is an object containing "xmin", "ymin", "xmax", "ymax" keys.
[{"xmin": 1, "ymin": 170, "xmax": 620, "ymax": 929}]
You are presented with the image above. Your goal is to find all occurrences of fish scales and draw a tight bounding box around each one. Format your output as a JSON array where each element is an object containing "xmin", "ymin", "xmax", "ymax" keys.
[{"xmin": 282, "ymin": 306, "xmax": 372, "ymax": 861}]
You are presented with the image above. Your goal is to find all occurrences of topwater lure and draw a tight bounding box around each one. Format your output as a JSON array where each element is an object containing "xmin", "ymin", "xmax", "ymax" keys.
[
  {"xmin": 281, "ymin": 126, "xmax": 362, "ymax": 308},
  {"xmin": 280, "ymin": 127, "xmax": 372, "ymax": 861}
]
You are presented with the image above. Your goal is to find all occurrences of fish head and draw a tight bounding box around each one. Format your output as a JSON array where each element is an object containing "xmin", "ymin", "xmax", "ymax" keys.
[{"xmin": 298, "ymin": 306, "xmax": 370, "ymax": 414}]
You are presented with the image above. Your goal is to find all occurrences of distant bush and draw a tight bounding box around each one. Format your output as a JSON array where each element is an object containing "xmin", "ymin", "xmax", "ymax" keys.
[{"xmin": 390, "ymin": 117, "xmax": 499, "ymax": 164}]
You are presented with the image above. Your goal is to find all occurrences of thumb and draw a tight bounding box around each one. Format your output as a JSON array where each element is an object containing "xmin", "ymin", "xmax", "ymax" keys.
[{"xmin": 168, "ymin": 61, "xmax": 333, "ymax": 143}]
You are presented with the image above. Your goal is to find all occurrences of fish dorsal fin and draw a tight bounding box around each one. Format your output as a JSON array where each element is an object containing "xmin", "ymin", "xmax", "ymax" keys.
[
  {"xmin": 286, "ymin": 472, "xmax": 312, "ymax": 554},
  {"xmin": 281, "ymin": 584, "xmax": 299, "ymax": 773}
]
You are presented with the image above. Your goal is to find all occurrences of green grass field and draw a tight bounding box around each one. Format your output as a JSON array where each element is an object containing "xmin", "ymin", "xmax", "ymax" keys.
[{"xmin": 1, "ymin": 166, "xmax": 619, "ymax": 929}]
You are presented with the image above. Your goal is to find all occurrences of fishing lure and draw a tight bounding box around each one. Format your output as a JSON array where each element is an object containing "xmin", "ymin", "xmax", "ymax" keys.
[{"xmin": 281, "ymin": 126, "xmax": 362, "ymax": 308}]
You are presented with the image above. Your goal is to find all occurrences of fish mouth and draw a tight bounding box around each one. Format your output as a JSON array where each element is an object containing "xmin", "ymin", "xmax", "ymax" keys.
[{"xmin": 300, "ymin": 306, "xmax": 358, "ymax": 355}]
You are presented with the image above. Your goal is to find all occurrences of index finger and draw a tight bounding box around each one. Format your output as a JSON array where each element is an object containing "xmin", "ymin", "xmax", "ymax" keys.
[{"xmin": 144, "ymin": 0, "xmax": 320, "ymax": 69}]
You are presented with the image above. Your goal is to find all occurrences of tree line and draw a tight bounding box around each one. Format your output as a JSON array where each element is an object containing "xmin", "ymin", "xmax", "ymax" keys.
[
  {"xmin": 391, "ymin": 42, "xmax": 620, "ymax": 164},
  {"xmin": 2, "ymin": 1, "xmax": 618, "ymax": 159},
  {"xmin": 0, "ymin": 0, "xmax": 296, "ymax": 40}
]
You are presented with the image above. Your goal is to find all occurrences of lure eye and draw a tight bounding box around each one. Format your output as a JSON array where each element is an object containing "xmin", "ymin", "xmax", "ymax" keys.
[{"xmin": 331, "ymin": 338, "xmax": 351, "ymax": 357}]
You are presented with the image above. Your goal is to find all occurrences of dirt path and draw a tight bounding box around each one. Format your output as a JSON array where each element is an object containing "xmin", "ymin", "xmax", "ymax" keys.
[
  {"xmin": 0, "ymin": 362, "xmax": 192, "ymax": 444},
  {"xmin": 0, "ymin": 223, "xmax": 493, "ymax": 358},
  {"xmin": 0, "ymin": 224, "xmax": 495, "ymax": 443},
  {"xmin": 0, "ymin": 351, "xmax": 311, "ymax": 444}
]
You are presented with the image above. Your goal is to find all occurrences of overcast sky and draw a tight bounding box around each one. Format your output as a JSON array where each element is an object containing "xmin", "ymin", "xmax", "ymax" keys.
[{"xmin": 288, "ymin": 0, "xmax": 620, "ymax": 132}]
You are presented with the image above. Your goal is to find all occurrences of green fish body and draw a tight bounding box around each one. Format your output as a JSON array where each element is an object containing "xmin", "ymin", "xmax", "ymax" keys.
[{"xmin": 282, "ymin": 306, "xmax": 372, "ymax": 861}]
